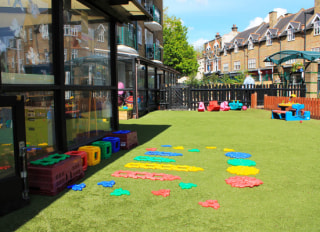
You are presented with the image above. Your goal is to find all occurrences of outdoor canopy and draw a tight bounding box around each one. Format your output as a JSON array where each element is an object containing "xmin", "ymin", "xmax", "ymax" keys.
[{"xmin": 263, "ymin": 50, "xmax": 320, "ymax": 65}]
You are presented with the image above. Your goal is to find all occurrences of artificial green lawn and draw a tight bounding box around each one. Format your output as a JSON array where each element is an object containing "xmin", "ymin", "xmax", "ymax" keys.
[{"xmin": 1, "ymin": 109, "xmax": 320, "ymax": 231}]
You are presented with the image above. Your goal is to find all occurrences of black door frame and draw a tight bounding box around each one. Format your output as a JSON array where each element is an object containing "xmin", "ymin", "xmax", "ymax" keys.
[{"xmin": 0, "ymin": 95, "xmax": 28, "ymax": 216}]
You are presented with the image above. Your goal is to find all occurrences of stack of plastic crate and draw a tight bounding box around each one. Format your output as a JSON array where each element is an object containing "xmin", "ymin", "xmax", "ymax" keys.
[
  {"xmin": 104, "ymin": 130, "xmax": 138, "ymax": 150},
  {"xmin": 28, "ymin": 154, "xmax": 84, "ymax": 196}
]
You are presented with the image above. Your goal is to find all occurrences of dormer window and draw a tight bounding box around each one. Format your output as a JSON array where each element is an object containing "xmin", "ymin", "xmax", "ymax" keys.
[
  {"xmin": 314, "ymin": 20, "xmax": 320, "ymax": 36},
  {"xmin": 248, "ymin": 39, "xmax": 254, "ymax": 50},
  {"xmin": 224, "ymin": 47, "xmax": 227, "ymax": 56},
  {"xmin": 287, "ymin": 26, "xmax": 295, "ymax": 41},
  {"xmin": 266, "ymin": 32, "xmax": 272, "ymax": 46},
  {"xmin": 234, "ymin": 43, "xmax": 238, "ymax": 53}
]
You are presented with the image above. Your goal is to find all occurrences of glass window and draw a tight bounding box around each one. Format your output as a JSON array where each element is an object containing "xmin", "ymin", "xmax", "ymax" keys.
[
  {"xmin": 148, "ymin": 66, "xmax": 155, "ymax": 89},
  {"xmin": 234, "ymin": 61, "xmax": 240, "ymax": 71},
  {"xmin": 248, "ymin": 40, "xmax": 254, "ymax": 50},
  {"xmin": 287, "ymin": 27, "xmax": 295, "ymax": 41},
  {"xmin": 0, "ymin": 107, "xmax": 15, "ymax": 179},
  {"xmin": 314, "ymin": 21, "xmax": 320, "ymax": 36},
  {"xmin": 65, "ymin": 90, "xmax": 112, "ymax": 148},
  {"xmin": 137, "ymin": 64, "xmax": 146, "ymax": 89},
  {"xmin": 0, "ymin": 0, "xmax": 54, "ymax": 84},
  {"xmin": 266, "ymin": 32, "xmax": 272, "ymax": 46},
  {"xmin": 64, "ymin": 0, "xmax": 111, "ymax": 86},
  {"xmin": 248, "ymin": 59, "xmax": 256, "ymax": 69},
  {"xmin": 137, "ymin": 25, "xmax": 142, "ymax": 45},
  {"xmin": 223, "ymin": 63, "xmax": 228, "ymax": 72},
  {"xmin": 234, "ymin": 44, "xmax": 238, "ymax": 53},
  {"xmin": 5, "ymin": 91, "xmax": 55, "ymax": 161},
  {"xmin": 117, "ymin": 56, "xmax": 134, "ymax": 107}
]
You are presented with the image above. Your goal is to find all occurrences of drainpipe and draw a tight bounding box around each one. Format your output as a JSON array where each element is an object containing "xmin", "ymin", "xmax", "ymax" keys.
[{"xmin": 135, "ymin": 58, "xmax": 139, "ymax": 119}]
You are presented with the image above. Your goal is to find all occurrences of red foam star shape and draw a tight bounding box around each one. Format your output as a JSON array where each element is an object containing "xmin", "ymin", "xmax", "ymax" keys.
[
  {"xmin": 225, "ymin": 176, "xmax": 263, "ymax": 188},
  {"xmin": 198, "ymin": 200, "xmax": 220, "ymax": 209},
  {"xmin": 151, "ymin": 189, "xmax": 170, "ymax": 197},
  {"xmin": 146, "ymin": 148, "xmax": 157, "ymax": 151}
]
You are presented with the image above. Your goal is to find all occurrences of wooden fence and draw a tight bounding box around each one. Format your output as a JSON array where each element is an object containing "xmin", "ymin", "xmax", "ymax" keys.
[{"xmin": 264, "ymin": 96, "xmax": 320, "ymax": 119}]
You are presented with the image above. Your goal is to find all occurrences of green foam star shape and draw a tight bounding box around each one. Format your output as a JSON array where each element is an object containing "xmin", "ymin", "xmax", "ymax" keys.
[
  {"xmin": 179, "ymin": 182, "xmax": 197, "ymax": 189},
  {"xmin": 110, "ymin": 188, "xmax": 130, "ymax": 196}
]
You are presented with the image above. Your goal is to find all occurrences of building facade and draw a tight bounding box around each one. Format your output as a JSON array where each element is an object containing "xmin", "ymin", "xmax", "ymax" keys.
[{"xmin": 202, "ymin": 0, "xmax": 320, "ymax": 98}]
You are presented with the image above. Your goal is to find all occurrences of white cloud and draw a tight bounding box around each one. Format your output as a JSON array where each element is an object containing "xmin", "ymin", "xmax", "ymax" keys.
[
  {"xmin": 245, "ymin": 8, "xmax": 288, "ymax": 30},
  {"xmin": 245, "ymin": 17, "xmax": 264, "ymax": 30},
  {"xmin": 192, "ymin": 38, "xmax": 209, "ymax": 50},
  {"xmin": 264, "ymin": 8, "xmax": 287, "ymax": 22}
]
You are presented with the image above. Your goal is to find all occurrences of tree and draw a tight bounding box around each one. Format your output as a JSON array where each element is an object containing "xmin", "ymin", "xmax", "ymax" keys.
[{"xmin": 163, "ymin": 12, "xmax": 199, "ymax": 76}]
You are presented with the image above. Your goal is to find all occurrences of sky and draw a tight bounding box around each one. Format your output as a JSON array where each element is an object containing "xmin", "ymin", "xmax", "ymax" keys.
[{"xmin": 163, "ymin": 0, "xmax": 315, "ymax": 50}]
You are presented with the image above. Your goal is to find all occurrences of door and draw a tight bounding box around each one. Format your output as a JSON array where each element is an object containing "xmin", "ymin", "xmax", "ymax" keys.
[{"xmin": 0, "ymin": 95, "xmax": 28, "ymax": 216}]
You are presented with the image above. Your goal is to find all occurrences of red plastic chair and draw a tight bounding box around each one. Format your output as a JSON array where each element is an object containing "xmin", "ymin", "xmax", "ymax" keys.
[{"xmin": 207, "ymin": 101, "xmax": 220, "ymax": 111}]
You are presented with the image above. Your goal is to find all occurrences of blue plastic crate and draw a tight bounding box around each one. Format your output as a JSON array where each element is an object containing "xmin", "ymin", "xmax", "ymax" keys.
[{"xmin": 102, "ymin": 137, "xmax": 120, "ymax": 153}]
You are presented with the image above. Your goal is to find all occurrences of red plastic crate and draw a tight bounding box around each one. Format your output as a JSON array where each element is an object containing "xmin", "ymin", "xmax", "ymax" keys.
[
  {"xmin": 28, "ymin": 155, "xmax": 84, "ymax": 196},
  {"xmin": 65, "ymin": 150, "xmax": 88, "ymax": 171},
  {"xmin": 104, "ymin": 131, "xmax": 138, "ymax": 150}
]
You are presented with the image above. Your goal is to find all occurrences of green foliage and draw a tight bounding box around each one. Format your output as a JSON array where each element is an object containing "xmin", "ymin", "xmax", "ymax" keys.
[
  {"xmin": 202, "ymin": 73, "xmax": 219, "ymax": 84},
  {"xmin": 185, "ymin": 72, "xmax": 201, "ymax": 85},
  {"xmin": 163, "ymin": 13, "xmax": 199, "ymax": 76}
]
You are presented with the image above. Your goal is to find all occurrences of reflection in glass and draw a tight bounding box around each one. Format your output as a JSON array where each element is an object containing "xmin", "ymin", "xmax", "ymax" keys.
[
  {"xmin": 64, "ymin": 0, "xmax": 111, "ymax": 86},
  {"xmin": 0, "ymin": 0, "xmax": 54, "ymax": 84},
  {"xmin": 137, "ymin": 64, "xmax": 145, "ymax": 89},
  {"xmin": 138, "ymin": 90, "xmax": 147, "ymax": 112},
  {"xmin": 0, "ymin": 107, "xmax": 15, "ymax": 179},
  {"xmin": 7, "ymin": 91, "xmax": 55, "ymax": 161},
  {"xmin": 148, "ymin": 66, "xmax": 155, "ymax": 89},
  {"xmin": 65, "ymin": 91, "xmax": 112, "ymax": 148}
]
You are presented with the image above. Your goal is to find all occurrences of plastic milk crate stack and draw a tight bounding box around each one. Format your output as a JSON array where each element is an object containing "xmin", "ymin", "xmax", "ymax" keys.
[{"xmin": 27, "ymin": 130, "xmax": 138, "ymax": 196}]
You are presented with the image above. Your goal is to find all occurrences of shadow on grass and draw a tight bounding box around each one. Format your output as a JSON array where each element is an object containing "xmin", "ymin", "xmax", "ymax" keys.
[{"xmin": 0, "ymin": 124, "xmax": 170, "ymax": 232}]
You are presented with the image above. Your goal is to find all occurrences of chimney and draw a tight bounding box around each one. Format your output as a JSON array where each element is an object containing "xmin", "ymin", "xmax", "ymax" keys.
[
  {"xmin": 232, "ymin": 24, "xmax": 238, "ymax": 32},
  {"xmin": 215, "ymin": 32, "xmax": 221, "ymax": 39},
  {"xmin": 269, "ymin": 11, "xmax": 277, "ymax": 28},
  {"xmin": 315, "ymin": 0, "xmax": 320, "ymax": 14}
]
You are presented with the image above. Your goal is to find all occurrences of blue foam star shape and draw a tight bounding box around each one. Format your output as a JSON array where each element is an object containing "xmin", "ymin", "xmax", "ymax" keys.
[
  {"xmin": 68, "ymin": 183, "xmax": 86, "ymax": 191},
  {"xmin": 97, "ymin": 180, "xmax": 116, "ymax": 188}
]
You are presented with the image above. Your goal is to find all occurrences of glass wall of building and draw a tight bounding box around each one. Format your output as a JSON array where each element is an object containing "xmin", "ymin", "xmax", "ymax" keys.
[
  {"xmin": 63, "ymin": 0, "xmax": 113, "ymax": 148},
  {"xmin": 0, "ymin": 0, "xmax": 138, "ymax": 153}
]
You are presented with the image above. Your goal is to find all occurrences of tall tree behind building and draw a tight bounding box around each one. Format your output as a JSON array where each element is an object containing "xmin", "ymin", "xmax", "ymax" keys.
[{"xmin": 163, "ymin": 11, "xmax": 198, "ymax": 76}]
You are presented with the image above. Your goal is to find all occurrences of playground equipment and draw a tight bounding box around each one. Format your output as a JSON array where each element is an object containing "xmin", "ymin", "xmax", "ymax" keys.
[
  {"xmin": 78, "ymin": 146, "xmax": 101, "ymax": 166},
  {"xmin": 152, "ymin": 189, "xmax": 170, "ymax": 197},
  {"xmin": 227, "ymin": 166, "xmax": 259, "ymax": 175},
  {"xmin": 111, "ymin": 170, "xmax": 181, "ymax": 181},
  {"xmin": 220, "ymin": 101, "xmax": 230, "ymax": 111},
  {"xmin": 110, "ymin": 188, "xmax": 130, "ymax": 196},
  {"xmin": 28, "ymin": 155, "xmax": 84, "ymax": 195},
  {"xmin": 198, "ymin": 102, "xmax": 205, "ymax": 112},
  {"xmin": 124, "ymin": 162, "xmax": 204, "ymax": 172},
  {"xmin": 207, "ymin": 101, "xmax": 220, "ymax": 111},
  {"xmin": 198, "ymin": 200, "xmax": 220, "ymax": 209},
  {"xmin": 271, "ymin": 103, "xmax": 310, "ymax": 121},
  {"xmin": 179, "ymin": 182, "xmax": 197, "ymax": 189},
  {"xmin": 225, "ymin": 176, "xmax": 263, "ymax": 188},
  {"xmin": 229, "ymin": 100, "xmax": 243, "ymax": 110},
  {"xmin": 65, "ymin": 150, "xmax": 88, "ymax": 171}
]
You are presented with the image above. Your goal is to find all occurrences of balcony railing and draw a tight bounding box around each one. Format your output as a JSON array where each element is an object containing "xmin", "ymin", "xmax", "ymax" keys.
[
  {"xmin": 145, "ymin": 4, "xmax": 161, "ymax": 24},
  {"xmin": 117, "ymin": 24, "xmax": 137, "ymax": 50},
  {"xmin": 145, "ymin": 43, "xmax": 161, "ymax": 61}
]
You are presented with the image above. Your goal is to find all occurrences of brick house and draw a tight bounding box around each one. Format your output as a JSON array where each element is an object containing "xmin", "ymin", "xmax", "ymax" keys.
[{"xmin": 203, "ymin": 0, "xmax": 320, "ymax": 98}]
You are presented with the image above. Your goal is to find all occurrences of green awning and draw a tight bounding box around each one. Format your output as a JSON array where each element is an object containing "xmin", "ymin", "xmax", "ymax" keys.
[{"xmin": 263, "ymin": 50, "xmax": 320, "ymax": 65}]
